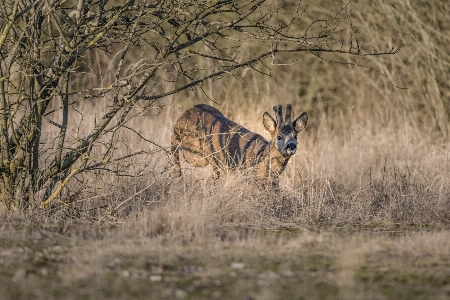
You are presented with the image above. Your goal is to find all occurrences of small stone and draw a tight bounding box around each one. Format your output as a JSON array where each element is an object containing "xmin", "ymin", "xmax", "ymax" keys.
[
  {"xmin": 122, "ymin": 270, "xmax": 130, "ymax": 278},
  {"xmin": 174, "ymin": 289, "xmax": 187, "ymax": 298},
  {"xmin": 149, "ymin": 275, "xmax": 162, "ymax": 282},
  {"xmin": 39, "ymin": 268, "xmax": 48, "ymax": 276},
  {"xmin": 231, "ymin": 262, "xmax": 245, "ymax": 269},
  {"xmin": 13, "ymin": 268, "xmax": 27, "ymax": 281},
  {"xmin": 52, "ymin": 246, "xmax": 62, "ymax": 252},
  {"xmin": 280, "ymin": 269, "xmax": 300, "ymax": 278},
  {"xmin": 258, "ymin": 271, "xmax": 278, "ymax": 280},
  {"xmin": 108, "ymin": 258, "xmax": 121, "ymax": 270}
]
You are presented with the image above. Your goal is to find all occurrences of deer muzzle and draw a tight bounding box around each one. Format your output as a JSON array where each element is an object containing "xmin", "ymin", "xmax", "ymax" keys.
[{"xmin": 285, "ymin": 142, "xmax": 297, "ymax": 155}]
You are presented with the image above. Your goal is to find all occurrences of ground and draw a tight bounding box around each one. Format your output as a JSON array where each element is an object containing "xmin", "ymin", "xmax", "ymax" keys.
[{"xmin": 1, "ymin": 221, "xmax": 450, "ymax": 300}]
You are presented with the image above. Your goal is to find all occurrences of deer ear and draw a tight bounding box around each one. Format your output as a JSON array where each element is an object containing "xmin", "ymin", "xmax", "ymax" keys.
[
  {"xmin": 263, "ymin": 112, "xmax": 276, "ymax": 135},
  {"xmin": 293, "ymin": 112, "xmax": 308, "ymax": 133}
]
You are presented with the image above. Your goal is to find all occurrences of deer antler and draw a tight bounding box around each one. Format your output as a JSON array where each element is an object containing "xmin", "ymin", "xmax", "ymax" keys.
[
  {"xmin": 285, "ymin": 104, "xmax": 292, "ymax": 124},
  {"xmin": 273, "ymin": 105, "xmax": 283, "ymax": 128}
]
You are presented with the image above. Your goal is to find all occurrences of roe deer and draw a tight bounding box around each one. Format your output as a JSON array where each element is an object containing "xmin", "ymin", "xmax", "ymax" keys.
[{"xmin": 171, "ymin": 104, "xmax": 308, "ymax": 187}]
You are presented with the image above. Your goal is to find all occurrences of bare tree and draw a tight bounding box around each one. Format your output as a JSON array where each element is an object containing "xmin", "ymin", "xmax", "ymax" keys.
[{"xmin": 0, "ymin": 0, "xmax": 400, "ymax": 209}]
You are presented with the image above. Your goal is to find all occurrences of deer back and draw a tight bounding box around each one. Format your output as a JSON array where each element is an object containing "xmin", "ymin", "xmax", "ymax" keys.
[{"xmin": 173, "ymin": 104, "xmax": 268, "ymax": 171}]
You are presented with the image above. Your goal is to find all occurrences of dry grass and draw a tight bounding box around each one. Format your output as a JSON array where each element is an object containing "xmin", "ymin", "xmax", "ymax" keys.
[
  {"xmin": 1, "ymin": 0, "xmax": 450, "ymax": 299},
  {"xmin": 1, "ymin": 223, "xmax": 450, "ymax": 299}
]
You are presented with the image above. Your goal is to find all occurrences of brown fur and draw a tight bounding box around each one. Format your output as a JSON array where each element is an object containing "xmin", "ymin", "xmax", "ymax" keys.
[{"xmin": 171, "ymin": 104, "xmax": 307, "ymax": 187}]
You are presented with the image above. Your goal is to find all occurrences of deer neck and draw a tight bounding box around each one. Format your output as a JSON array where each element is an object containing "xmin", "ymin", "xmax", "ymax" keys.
[
  {"xmin": 268, "ymin": 143, "xmax": 291, "ymax": 174},
  {"xmin": 256, "ymin": 142, "xmax": 291, "ymax": 182}
]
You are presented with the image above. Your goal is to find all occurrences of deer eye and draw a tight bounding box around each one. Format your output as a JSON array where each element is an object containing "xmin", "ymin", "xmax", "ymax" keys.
[
  {"xmin": 294, "ymin": 134, "xmax": 298, "ymax": 139},
  {"xmin": 277, "ymin": 135, "xmax": 282, "ymax": 140}
]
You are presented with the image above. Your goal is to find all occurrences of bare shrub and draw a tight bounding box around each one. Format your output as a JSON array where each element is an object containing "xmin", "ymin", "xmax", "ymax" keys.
[{"xmin": 0, "ymin": 0, "xmax": 400, "ymax": 210}]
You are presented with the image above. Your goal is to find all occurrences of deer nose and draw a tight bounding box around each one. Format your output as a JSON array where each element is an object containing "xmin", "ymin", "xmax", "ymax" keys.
[
  {"xmin": 285, "ymin": 143, "xmax": 297, "ymax": 154},
  {"xmin": 286, "ymin": 143, "xmax": 296, "ymax": 150}
]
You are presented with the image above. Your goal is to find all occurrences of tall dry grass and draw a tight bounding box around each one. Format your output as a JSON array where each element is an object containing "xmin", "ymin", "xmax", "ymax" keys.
[{"xmin": 4, "ymin": 1, "xmax": 450, "ymax": 238}]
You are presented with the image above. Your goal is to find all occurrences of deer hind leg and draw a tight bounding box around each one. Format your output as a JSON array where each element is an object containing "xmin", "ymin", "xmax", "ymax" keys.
[
  {"xmin": 171, "ymin": 134, "xmax": 182, "ymax": 178},
  {"xmin": 212, "ymin": 166, "xmax": 220, "ymax": 179}
]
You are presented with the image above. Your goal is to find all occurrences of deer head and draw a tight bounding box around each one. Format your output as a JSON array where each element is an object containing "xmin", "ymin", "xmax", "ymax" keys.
[{"xmin": 262, "ymin": 104, "xmax": 308, "ymax": 157}]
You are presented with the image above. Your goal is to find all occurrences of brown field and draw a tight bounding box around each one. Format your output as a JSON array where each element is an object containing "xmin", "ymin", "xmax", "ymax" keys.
[{"xmin": 1, "ymin": 0, "xmax": 450, "ymax": 299}]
